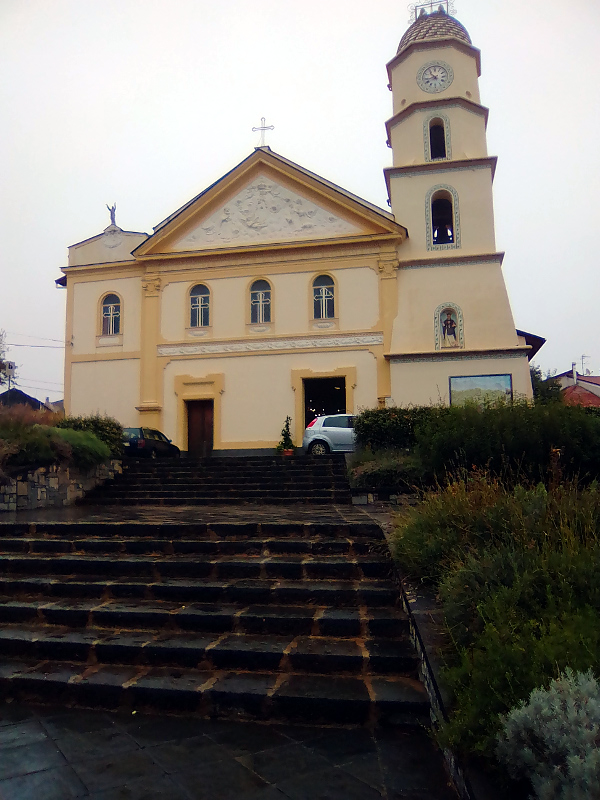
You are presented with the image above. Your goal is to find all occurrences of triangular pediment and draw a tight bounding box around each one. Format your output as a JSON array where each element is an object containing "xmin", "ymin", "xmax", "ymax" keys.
[
  {"xmin": 172, "ymin": 176, "xmax": 363, "ymax": 250},
  {"xmin": 134, "ymin": 149, "xmax": 406, "ymax": 258}
]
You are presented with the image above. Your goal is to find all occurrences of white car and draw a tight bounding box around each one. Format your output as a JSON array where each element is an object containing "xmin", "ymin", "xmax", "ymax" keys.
[{"xmin": 302, "ymin": 414, "xmax": 356, "ymax": 455}]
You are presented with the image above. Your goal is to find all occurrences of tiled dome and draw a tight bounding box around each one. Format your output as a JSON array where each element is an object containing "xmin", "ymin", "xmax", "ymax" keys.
[{"xmin": 398, "ymin": 9, "xmax": 471, "ymax": 54}]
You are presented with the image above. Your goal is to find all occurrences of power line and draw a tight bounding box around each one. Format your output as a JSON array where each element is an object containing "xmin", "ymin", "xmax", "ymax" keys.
[
  {"xmin": 4, "ymin": 343, "xmax": 65, "ymax": 349},
  {"xmin": 12, "ymin": 382, "xmax": 63, "ymax": 395},
  {"xmin": 3, "ymin": 331, "xmax": 64, "ymax": 344},
  {"xmin": 18, "ymin": 377, "xmax": 64, "ymax": 388}
]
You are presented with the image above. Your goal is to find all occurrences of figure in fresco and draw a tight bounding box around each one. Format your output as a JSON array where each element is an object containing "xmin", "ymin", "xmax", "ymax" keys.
[{"xmin": 441, "ymin": 309, "xmax": 458, "ymax": 347}]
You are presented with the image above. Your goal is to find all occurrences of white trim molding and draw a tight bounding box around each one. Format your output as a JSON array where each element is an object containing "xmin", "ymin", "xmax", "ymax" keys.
[{"xmin": 158, "ymin": 332, "xmax": 384, "ymax": 357}]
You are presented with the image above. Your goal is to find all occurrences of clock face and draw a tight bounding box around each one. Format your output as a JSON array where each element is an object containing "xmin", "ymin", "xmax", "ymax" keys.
[{"xmin": 417, "ymin": 61, "xmax": 454, "ymax": 93}]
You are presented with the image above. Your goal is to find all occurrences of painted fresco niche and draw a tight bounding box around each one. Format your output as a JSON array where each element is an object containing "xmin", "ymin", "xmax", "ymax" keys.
[{"xmin": 434, "ymin": 303, "xmax": 464, "ymax": 350}]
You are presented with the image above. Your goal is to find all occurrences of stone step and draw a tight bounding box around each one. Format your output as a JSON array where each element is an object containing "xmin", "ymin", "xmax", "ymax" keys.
[
  {"xmin": 85, "ymin": 495, "xmax": 352, "ymax": 506},
  {"xmin": 0, "ymin": 575, "xmax": 399, "ymax": 607},
  {"xmin": 0, "ymin": 599, "xmax": 409, "ymax": 638},
  {"xmin": 90, "ymin": 483, "xmax": 352, "ymax": 500},
  {"xmin": 0, "ymin": 553, "xmax": 392, "ymax": 581},
  {"xmin": 0, "ymin": 536, "xmax": 383, "ymax": 557},
  {"xmin": 0, "ymin": 658, "xmax": 430, "ymax": 726},
  {"xmin": 0, "ymin": 521, "xmax": 383, "ymax": 540},
  {"xmin": 0, "ymin": 626, "xmax": 419, "ymax": 677}
]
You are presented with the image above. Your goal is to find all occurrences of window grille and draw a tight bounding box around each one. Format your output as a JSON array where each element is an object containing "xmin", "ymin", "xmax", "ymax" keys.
[
  {"xmin": 102, "ymin": 294, "xmax": 120, "ymax": 335},
  {"xmin": 250, "ymin": 280, "xmax": 271, "ymax": 324},
  {"xmin": 190, "ymin": 285, "xmax": 210, "ymax": 327},
  {"xmin": 313, "ymin": 275, "xmax": 335, "ymax": 319}
]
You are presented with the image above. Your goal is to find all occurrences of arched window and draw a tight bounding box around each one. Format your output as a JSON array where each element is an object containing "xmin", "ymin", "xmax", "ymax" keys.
[
  {"xmin": 190, "ymin": 284, "xmax": 210, "ymax": 328},
  {"xmin": 429, "ymin": 119, "xmax": 446, "ymax": 159},
  {"xmin": 313, "ymin": 275, "xmax": 335, "ymax": 319},
  {"xmin": 101, "ymin": 294, "xmax": 120, "ymax": 335},
  {"xmin": 431, "ymin": 191, "xmax": 454, "ymax": 245},
  {"xmin": 250, "ymin": 279, "xmax": 271, "ymax": 324}
]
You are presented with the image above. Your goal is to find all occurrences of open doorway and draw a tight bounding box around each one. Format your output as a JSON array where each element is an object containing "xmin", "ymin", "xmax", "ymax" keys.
[
  {"xmin": 186, "ymin": 399, "xmax": 213, "ymax": 457},
  {"xmin": 303, "ymin": 377, "xmax": 346, "ymax": 428}
]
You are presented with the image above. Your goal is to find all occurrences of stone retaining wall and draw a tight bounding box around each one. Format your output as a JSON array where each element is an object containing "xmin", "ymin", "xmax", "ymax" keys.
[{"xmin": 0, "ymin": 460, "xmax": 122, "ymax": 512}]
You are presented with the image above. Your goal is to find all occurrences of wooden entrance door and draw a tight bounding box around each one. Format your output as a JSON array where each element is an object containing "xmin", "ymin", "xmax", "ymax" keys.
[{"xmin": 187, "ymin": 400, "xmax": 214, "ymax": 457}]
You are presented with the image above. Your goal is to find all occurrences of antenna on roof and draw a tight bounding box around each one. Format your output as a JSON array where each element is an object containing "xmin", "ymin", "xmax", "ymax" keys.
[
  {"xmin": 581, "ymin": 354, "xmax": 590, "ymax": 373},
  {"xmin": 408, "ymin": 1, "xmax": 456, "ymax": 23}
]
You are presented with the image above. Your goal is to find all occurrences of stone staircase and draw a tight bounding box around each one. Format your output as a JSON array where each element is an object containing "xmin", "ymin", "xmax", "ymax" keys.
[
  {"xmin": 0, "ymin": 514, "xmax": 429, "ymax": 726},
  {"xmin": 83, "ymin": 455, "xmax": 352, "ymax": 505}
]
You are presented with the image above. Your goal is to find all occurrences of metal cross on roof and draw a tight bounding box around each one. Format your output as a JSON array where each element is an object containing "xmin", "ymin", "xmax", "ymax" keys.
[
  {"xmin": 252, "ymin": 117, "xmax": 274, "ymax": 148},
  {"xmin": 408, "ymin": 1, "xmax": 456, "ymax": 22}
]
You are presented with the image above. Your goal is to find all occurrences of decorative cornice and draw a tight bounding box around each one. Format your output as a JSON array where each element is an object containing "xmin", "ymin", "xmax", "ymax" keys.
[
  {"xmin": 385, "ymin": 156, "xmax": 497, "ymax": 182},
  {"xmin": 386, "ymin": 39, "xmax": 482, "ymax": 78},
  {"xmin": 397, "ymin": 252, "xmax": 504, "ymax": 270},
  {"xmin": 158, "ymin": 332, "xmax": 384, "ymax": 358},
  {"xmin": 385, "ymin": 98, "xmax": 488, "ymax": 140},
  {"xmin": 386, "ymin": 348, "xmax": 530, "ymax": 364}
]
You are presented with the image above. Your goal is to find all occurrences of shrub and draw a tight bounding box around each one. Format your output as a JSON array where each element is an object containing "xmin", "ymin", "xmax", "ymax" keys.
[
  {"xmin": 1, "ymin": 425, "xmax": 62, "ymax": 469},
  {"xmin": 55, "ymin": 415, "xmax": 123, "ymax": 457},
  {"xmin": 390, "ymin": 475, "xmax": 600, "ymax": 760},
  {"xmin": 0, "ymin": 404, "xmax": 60, "ymax": 428},
  {"xmin": 413, "ymin": 401, "xmax": 600, "ymax": 484},
  {"xmin": 496, "ymin": 668, "xmax": 600, "ymax": 800},
  {"xmin": 353, "ymin": 406, "xmax": 444, "ymax": 452},
  {"xmin": 52, "ymin": 428, "xmax": 110, "ymax": 470},
  {"xmin": 348, "ymin": 449, "xmax": 422, "ymax": 491}
]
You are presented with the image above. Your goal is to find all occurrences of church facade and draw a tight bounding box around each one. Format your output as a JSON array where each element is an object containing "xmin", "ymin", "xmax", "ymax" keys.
[{"xmin": 59, "ymin": 7, "xmax": 538, "ymax": 454}]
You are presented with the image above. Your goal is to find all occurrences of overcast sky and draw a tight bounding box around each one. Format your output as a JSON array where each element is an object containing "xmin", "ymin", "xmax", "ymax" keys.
[{"xmin": 1, "ymin": 0, "xmax": 598, "ymax": 402}]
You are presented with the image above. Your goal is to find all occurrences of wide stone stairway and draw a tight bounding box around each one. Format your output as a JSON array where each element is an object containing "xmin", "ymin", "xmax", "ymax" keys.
[
  {"xmin": 83, "ymin": 455, "xmax": 352, "ymax": 505},
  {"xmin": 0, "ymin": 458, "xmax": 430, "ymax": 731}
]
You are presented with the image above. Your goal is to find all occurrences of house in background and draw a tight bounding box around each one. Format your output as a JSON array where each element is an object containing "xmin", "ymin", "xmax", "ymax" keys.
[
  {"xmin": 0, "ymin": 388, "xmax": 46, "ymax": 411},
  {"xmin": 58, "ymin": 5, "xmax": 539, "ymax": 455},
  {"xmin": 556, "ymin": 367, "xmax": 600, "ymax": 408}
]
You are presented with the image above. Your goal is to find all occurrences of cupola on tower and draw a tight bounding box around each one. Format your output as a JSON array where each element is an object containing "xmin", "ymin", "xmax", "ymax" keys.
[{"xmin": 383, "ymin": 2, "xmax": 535, "ymax": 405}]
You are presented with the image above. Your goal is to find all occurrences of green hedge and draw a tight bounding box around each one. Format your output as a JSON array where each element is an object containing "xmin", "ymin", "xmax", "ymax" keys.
[
  {"xmin": 0, "ymin": 425, "xmax": 111, "ymax": 473},
  {"xmin": 52, "ymin": 428, "xmax": 110, "ymax": 470},
  {"xmin": 414, "ymin": 401, "xmax": 600, "ymax": 483},
  {"xmin": 354, "ymin": 402, "xmax": 600, "ymax": 485},
  {"xmin": 353, "ymin": 407, "xmax": 443, "ymax": 452},
  {"xmin": 56, "ymin": 415, "xmax": 123, "ymax": 457}
]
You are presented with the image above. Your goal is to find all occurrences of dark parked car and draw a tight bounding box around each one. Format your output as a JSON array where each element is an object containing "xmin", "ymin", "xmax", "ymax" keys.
[{"xmin": 122, "ymin": 428, "xmax": 180, "ymax": 459}]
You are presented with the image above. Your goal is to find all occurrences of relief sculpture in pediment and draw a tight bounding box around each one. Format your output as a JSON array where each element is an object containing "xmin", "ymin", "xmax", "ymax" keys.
[{"xmin": 175, "ymin": 178, "xmax": 362, "ymax": 249}]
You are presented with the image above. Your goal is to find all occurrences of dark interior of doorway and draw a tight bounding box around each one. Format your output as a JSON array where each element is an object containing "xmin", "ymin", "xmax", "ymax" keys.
[{"xmin": 303, "ymin": 377, "xmax": 346, "ymax": 428}]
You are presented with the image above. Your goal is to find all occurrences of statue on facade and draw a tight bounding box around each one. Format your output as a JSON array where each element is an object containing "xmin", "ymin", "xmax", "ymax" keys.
[{"xmin": 106, "ymin": 203, "xmax": 117, "ymax": 226}]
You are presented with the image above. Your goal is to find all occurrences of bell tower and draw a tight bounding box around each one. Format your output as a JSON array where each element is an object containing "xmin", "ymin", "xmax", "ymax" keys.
[{"xmin": 384, "ymin": 3, "xmax": 534, "ymax": 405}]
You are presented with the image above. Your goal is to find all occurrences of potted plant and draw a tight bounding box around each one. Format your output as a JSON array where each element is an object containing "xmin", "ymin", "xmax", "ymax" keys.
[{"xmin": 276, "ymin": 416, "xmax": 295, "ymax": 456}]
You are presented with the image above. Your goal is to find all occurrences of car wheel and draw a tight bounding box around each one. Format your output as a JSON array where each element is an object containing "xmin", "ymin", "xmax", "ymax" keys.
[{"xmin": 308, "ymin": 441, "xmax": 330, "ymax": 456}]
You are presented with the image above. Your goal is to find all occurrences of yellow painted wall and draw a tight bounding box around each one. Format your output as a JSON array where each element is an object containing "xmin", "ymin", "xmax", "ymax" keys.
[
  {"xmin": 391, "ymin": 261, "xmax": 518, "ymax": 354},
  {"xmin": 389, "ymin": 45, "xmax": 481, "ymax": 116},
  {"xmin": 390, "ymin": 355, "xmax": 532, "ymax": 406},
  {"xmin": 389, "ymin": 105, "xmax": 488, "ymax": 167},
  {"xmin": 161, "ymin": 349, "xmax": 378, "ymax": 449},
  {"xmin": 68, "ymin": 231, "xmax": 147, "ymax": 267},
  {"xmin": 159, "ymin": 265, "xmax": 380, "ymax": 343},
  {"xmin": 70, "ymin": 359, "xmax": 141, "ymax": 425},
  {"xmin": 388, "ymin": 167, "xmax": 496, "ymax": 260},
  {"xmin": 72, "ymin": 277, "xmax": 142, "ymax": 354}
]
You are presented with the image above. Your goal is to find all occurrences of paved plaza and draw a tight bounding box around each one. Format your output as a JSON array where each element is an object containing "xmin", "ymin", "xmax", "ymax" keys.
[{"xmin": 0, "ymin": 701, "xmax": 456, "ymax": 799}]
